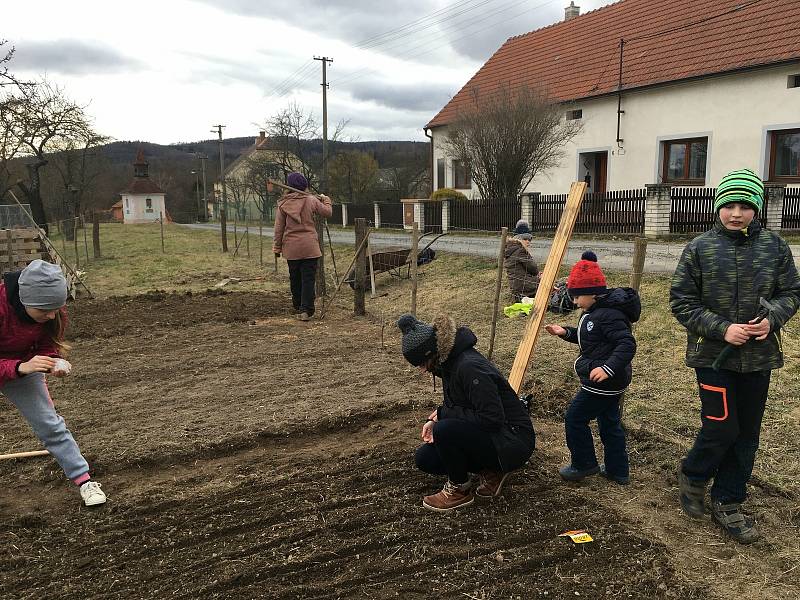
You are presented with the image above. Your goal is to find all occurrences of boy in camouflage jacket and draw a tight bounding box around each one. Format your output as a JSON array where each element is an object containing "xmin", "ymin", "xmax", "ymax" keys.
[{"xmin": 670, "ymin": 169, "xmax": 800, "ymax": 543}]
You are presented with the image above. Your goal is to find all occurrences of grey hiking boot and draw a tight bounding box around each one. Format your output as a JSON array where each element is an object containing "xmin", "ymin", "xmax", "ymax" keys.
[
  {"xmin": 678, "ymin": 469, "xmax": 707, "ymax": 519},
  {"xmin": 711, "ymin": 501, "xmax": 759, "ymax": 544},
  {"xmin": 558, "ymin": 464, "xmax": 600, "ymax": 482}
]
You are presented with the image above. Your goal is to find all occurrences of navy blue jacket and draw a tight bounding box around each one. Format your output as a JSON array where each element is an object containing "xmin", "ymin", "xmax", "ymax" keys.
[
  {"xmin": 436, "ymin": 327, "xmax": 535, "ymax": 472},
  {"xmin": 562, "ymin": 287, "xmax": 640, "ymax": 395}
]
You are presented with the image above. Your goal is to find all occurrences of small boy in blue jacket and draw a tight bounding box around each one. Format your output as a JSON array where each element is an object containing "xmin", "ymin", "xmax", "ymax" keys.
[{"xmin": 545, "ymin": 251, "xmax": 640, "ymax": 484}]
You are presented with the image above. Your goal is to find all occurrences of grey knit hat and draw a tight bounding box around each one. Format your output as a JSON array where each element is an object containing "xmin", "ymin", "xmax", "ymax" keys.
[
  {"xmin": 18, "ymin": 260, "xmax": 68, "ymax": 310},
  {"xmin": 397, "ymin": 314, "xmax": 437, "ymax": 366}
]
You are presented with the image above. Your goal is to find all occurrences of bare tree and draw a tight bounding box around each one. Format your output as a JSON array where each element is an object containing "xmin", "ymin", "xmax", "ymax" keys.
[
  {"xmin": 442, "ymin": 86, "xmax": 582, "ymax": 200},
  {"xmin": 263, "ymin": 101, "xmax": 347, "ymax": 191},
  {"xmin": 242, "ymin": 152, "xmax": 280, "ymax": 221},
  {"xmin": 8, "ymin": 79, "xmax": 98, "ymax": 229},
  {"xmin": 0, "ymin": 40, "xmax": 30, "ymax": 203},
  {"xmin": 328, "ymin": 150, "xmax": 379, "ymax": 204}
]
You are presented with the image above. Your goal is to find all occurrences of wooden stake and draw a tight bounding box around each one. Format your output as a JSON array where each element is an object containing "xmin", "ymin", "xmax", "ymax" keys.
[
  {"xmin": 159, "ymin": 211, "xmax": 165, "ymax": 253},
  {"xmin": 629, "ymin": 237, "xmax": 647, "ymax": 292},
  {"xmin": 366, "ymin": 235, "xmax": 377, "ymax": 298},
  {"xmin": 259, "ymin": 212, "xmax": 263, "ymax": 266},
  {"xmin": 508, "ymin": 182, "xmax": 587, "ymax": 393},
  {"xmin": 354, "ymin": 218, "xmax": 368, "ymax": 315},
  {"xmin": 319, "ymin": 230, "xmax": 370, "ymax": 320},
  {"xmin": 488, "ymin": 227, "xmax": 509, "ymax": 360},
  {"xmin": 0, "ymin": 449, "xmax": 49, "ymax": 461},
  {"xmin": 82, "ymin": 216, "xmax": 89, "ymax": 262},
  {"xmin": 73, "ymin": 218, "xmax": 80, "ymax": 268},
  {"xmin": 325, "ymin": 221, "xmax": 339, "ymax": 286},
  {"xmin": 410, "ymin": 222, "xmax": 420, "ymax": 316},
  {"xmin": 92, "ymin": 210, "xmax": 101, "ymax": 258}
]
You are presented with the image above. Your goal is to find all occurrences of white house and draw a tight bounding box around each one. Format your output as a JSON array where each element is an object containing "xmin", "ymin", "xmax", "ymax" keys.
[
  {"xmin": 426, "ymin": 0, "xmax": 800, "ymax": 196},
  {"xmin": 119, "ymin": 150, "xmax": 167, "ymax": 223}
]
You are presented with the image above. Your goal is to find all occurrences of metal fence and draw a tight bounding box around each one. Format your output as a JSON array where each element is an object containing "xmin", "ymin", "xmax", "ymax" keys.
[
  {"xmin": 346, "ymin": 203, "xmax": 374, "ymax": 226},
  {"xmin": 784, "ymin": 188, "xmax": 800, "ymax": 230},
  {"xmin": 531, "ymin": 191, "xmax": 646, "ymax": 234},
  {"xmin": 378, "ymin": 202, "xmax": 404, "ymax": 228},
  {"xmin": 669, "ymin": 188, "xmax": 716, "ymax": 234},
  {"xmin": 423, "ymin": 200, "xmax": 442, "ymax": 233},
  {"xmin": 0, "ymin": 204, "xmax": 33, "ymax": 229},
  {"xmin": 449, "ymin": 197, "xmax": 521, "ymax": 232}
]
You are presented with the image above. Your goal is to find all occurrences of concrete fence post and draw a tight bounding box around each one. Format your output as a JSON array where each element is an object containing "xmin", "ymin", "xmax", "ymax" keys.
[
  {"xmin": 373, "ymin": 203, "xmax": 381, "ymax": 229},
  {"xmin": 644, "ymin": 183, "xmax": 672, "ymax": 238},
  {"xmin": 341, "ymin": 203, "xmax": 348, "ymax": 227},
  {"xmin": 413, "ymin": 201, "xmax": 426, "ymax": 231},
  {"xmin": 765, "ymin": 183, "xmax": 785, "ymax": 232},
  {"xmin": 521, "ymin": 193, "xmax": 536, "ymax": 227},
  {"xmin": 441, "ymin": 200, "xmax": 450, "ymax": 232}
]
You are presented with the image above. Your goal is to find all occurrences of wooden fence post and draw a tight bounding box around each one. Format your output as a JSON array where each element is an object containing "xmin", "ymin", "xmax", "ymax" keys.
[
  {"xmin": 619, "ymin": 236, "xmax": 648, "ymax": 421},
  {"xmin": 488, "ymin": 227, "xmax": 509, "ymax": 360},
  {"xmin": 82, "ymin": 215, "xmax": 89, "ymax": 262},
  {"xmin": 92, "ymin": 211, "xmax": 101, "ymax": 259},
  {"xmin": 410, "ymin": 221, "xmax": 419, "ymax": 317},
  {"xmin": 354, "ymin": 218, "xmax": 367, "ymax": 316},
  {"xmin": 259, "ymin": 211, "xmax": 263, "ymax": 266},
  {"xmin": 246, "ymin": 207, "xmax": 250, "ymax": 259},
  {"xmin": 160, "ymin": 211, "xmax": 165, "ymax": 253},
  {"xmin": 73, "ymin": 218, "xmax": 80, "ymax": 268}
]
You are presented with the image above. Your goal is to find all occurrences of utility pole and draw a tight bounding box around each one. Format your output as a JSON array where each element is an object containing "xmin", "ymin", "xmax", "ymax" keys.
[
  {"xmin": 212, "ymin": 125, "xmax": 228, "ymax": 252},
  {"xmin": 314, "ymin": 56, "xmax": 333, "ymax": 297},
  {"xmin": 191, "ymin": 170, "xmax": 201, "ymax": 221},
  {"xmin": 197, "ymin": 153, "xmax": 208, "ymax": 221}
]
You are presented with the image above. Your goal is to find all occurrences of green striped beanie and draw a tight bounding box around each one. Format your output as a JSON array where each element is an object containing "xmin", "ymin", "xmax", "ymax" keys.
[{"xmin": 713, "ymin": 169, "xmax": 764, "ymax": 214}]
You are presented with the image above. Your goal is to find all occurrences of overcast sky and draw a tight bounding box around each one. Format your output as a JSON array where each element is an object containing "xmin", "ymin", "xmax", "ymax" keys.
[{"xmin": 5, "ymin": 0, "xmax": 616, "ymax": 144}]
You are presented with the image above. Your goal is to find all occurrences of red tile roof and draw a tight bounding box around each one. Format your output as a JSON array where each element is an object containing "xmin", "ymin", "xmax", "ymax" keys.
[
  {"xmin": 120, "ymin": 178, "xmax": 165, "ymax": 195},
  {"xmin": 427, "ymin": 0, "xmax": 800, "ymax": 128}
]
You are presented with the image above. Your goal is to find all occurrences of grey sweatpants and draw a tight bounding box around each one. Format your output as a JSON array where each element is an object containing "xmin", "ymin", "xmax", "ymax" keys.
[{"xmin": 2, "ymin": 372, "xmax": 89, "ymax": 483}]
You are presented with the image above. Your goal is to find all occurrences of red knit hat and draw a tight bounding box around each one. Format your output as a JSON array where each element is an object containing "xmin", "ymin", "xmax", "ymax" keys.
[{"xmin": 567, "ymin": 251, "xmax": 607, "ymax": 297}]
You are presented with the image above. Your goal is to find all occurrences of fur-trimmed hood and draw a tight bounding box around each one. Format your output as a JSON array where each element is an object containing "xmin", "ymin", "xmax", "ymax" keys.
[{"xmin": 433, "ymin": 314, "xmax": 477, "ymax": 368}]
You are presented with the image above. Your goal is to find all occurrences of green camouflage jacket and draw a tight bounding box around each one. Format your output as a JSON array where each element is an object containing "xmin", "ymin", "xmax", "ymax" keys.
[{"xmin": 670, "ymin": 218, "xmax": 800, "ymax": 372}]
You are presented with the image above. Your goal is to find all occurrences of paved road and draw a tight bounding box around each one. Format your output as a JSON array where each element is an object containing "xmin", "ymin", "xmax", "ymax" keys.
[{"xmin": 183, "ymin": 223, "xmax": 800, "ymax": 274}]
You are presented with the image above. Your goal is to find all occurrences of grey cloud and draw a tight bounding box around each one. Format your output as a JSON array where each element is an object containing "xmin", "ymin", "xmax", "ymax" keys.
[
  {"xmin": 193, "ymin": 0, "xmax": 430, "ymax": 44},
  {"xmin": 346, "ymin": 80, "xmax": 454, "ymax": 112},
  {"xmin": 12, "ymin": 39, "xmax": 143, "ymax": 75}
]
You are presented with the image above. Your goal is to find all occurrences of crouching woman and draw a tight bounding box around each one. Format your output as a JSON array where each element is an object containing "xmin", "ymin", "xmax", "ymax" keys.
[{"xmin": 397, "ymin": 314, "xmax": 535, "ymax": 512}]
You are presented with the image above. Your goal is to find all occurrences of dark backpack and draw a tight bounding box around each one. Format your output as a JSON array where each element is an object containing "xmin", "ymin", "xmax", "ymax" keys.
[{"xmin": 547, "ymin": 279, "xmax": 577, "ymax": 315}]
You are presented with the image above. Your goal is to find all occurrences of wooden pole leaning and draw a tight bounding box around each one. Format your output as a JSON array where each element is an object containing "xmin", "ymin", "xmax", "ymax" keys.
[
  {"xmin": 366, "ymin": 235, "xmax": 377, "ymax": 298},
  {"xmin": 507, "ymin": 182, "xmax": 588, "ymax": 393},
  {"xmin": 410, "ymin": 222, "xmax": 419, "ymax": 317},
  {"xmin": 0, "ymin": 450, "xmax": 49, "ymax": 461},
  {"xmin": 487, "ymin": 227, "xmax": 509, "ymax": 360},
  {"xmin": 319, "ymin": 229, "xmax": 370, "ymax": 320}
]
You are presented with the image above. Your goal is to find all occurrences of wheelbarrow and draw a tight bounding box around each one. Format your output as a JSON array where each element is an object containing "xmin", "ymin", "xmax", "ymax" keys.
[{"xmin": 344, "ymin": 231, "xmax": 447, "ymax": 290}]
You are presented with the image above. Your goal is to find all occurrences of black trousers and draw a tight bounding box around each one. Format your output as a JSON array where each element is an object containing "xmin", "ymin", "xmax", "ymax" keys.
[
  {"xmin": 565, "ymin": 389, "xmax": 628, "ymax": 477},
  {"xmin": 682, "ymin": 368, "xmax": 770, "ymax": 504},
  {"xmin": 287, "ymin": 258, "xmax": 318, "ymax": 316},
  {"xmin": 414, "ymin": 418, "xmax": 502, "ymax": 485}
]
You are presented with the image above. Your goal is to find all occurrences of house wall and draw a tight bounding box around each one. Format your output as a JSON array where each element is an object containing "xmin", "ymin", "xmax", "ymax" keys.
[
  {"xmin": 122, "ymin": 193, "xmax": 166, "ymax": 224},
  {"xmin": 431, "ymin": 62, "xmax": 800, "ymax": 195}
]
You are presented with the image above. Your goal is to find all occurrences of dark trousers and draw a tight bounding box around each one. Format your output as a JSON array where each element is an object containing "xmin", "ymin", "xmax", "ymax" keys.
[
  {"xmin": 565, "ymin": 389, "xmax": 628, "ymax": 477},
  {"xmin": 415, "ymin": 418, "xmax": 502, "ymax": 485},
  {"xmin": 682, "ymin": 368, "xmax": 770, "ymax": 504},
  {"xmin": 287, "ymin": 258, "xmax": 318, "ymax": 316}
]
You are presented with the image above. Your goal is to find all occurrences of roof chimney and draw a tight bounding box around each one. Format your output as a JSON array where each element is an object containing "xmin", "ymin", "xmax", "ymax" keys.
[
  {"xmin": 256, "ymin": 130, "xmax": 266, "ymax": 145},
  {"xmin": 565, "ymin": 1, "xmax": 580, "ymax": 21}
]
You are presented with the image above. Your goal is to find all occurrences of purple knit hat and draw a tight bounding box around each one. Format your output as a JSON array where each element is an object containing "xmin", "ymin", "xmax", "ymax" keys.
[{"xmin": 287, "ymin": 172, "xmax": 308, "ymax": 191}]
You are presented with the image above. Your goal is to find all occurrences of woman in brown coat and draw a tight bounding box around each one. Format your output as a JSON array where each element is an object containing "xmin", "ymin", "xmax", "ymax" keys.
[
  {"xmin": 504, "ymin": 221, "xmax": 539, "ymax": 302},
  {"xmin": 272, "ymin": 172, "xmax": 333, "ymax": 320}
]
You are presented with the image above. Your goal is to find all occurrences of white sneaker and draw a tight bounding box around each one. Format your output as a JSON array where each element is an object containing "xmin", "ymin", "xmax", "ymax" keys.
[{"xmin": 79, "ymin": 481, "xmax": 107, "ymax": 506}]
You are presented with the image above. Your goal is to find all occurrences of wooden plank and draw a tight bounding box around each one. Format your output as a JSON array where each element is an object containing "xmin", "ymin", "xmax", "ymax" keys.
[
  {"xmin": 508, "ymin": 182, "xmax": 587, "ymax": 393},
  {"xmin": 6, "ymin": 241, "xmax": 44, "ymax": 250}
]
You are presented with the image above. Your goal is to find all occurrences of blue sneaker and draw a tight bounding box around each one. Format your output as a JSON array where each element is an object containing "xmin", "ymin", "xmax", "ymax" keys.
[
  {"xmin": 558, "ymin": 464, "xmax": 600, "ymax": 482},
  {"xmin": 599, "ymin": 464, "xmax": 630, "ymax": 485}
]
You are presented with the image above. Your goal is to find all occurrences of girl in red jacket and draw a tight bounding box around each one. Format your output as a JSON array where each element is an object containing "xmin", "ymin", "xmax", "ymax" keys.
[{"xmin": 1, "ymin": 260, "xmax": 105, "ymax": 507}]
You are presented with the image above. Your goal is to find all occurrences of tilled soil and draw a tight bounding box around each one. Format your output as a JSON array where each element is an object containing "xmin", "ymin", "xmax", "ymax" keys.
[{"xmin": 0, "ymin": 291, "xmax": 794, "ymax": 599}]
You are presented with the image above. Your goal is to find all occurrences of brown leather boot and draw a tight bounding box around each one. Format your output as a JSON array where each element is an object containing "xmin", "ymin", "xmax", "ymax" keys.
[
  {"xmin": 476, "ymin": 470, "xmax": 512, "ymax": 498},
  {"xmin": 422, "ymin": 480, "xmax": 475, "ymax": 512}
]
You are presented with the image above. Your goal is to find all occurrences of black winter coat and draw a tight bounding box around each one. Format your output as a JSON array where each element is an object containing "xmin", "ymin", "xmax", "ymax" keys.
[
  {"xmin": 562, "ymin": 288, "xmax": 640, "ymax": 395},
  {"xmin": 436, "ymin": 326, "xmax": 535, "ymax": 473}
]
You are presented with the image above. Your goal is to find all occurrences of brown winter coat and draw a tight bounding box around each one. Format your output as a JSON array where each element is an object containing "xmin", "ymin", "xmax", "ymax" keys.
[
  {"xmin": 272, "ymin": 191, "xmax": 333, "ymax": 260},
  {"xmin": 504, "ymin": 239, "xmax": 539, "ymax": 301}
]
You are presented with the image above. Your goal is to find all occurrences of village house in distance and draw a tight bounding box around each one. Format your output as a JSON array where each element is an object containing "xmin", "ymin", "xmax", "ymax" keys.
[
  {"xmin": 113, "ymin": 150, "xmax": 167, "ymax": 224},
  {"xmin": 426, "ymin": 0, "xmax": 800, "ymax": 196}
]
